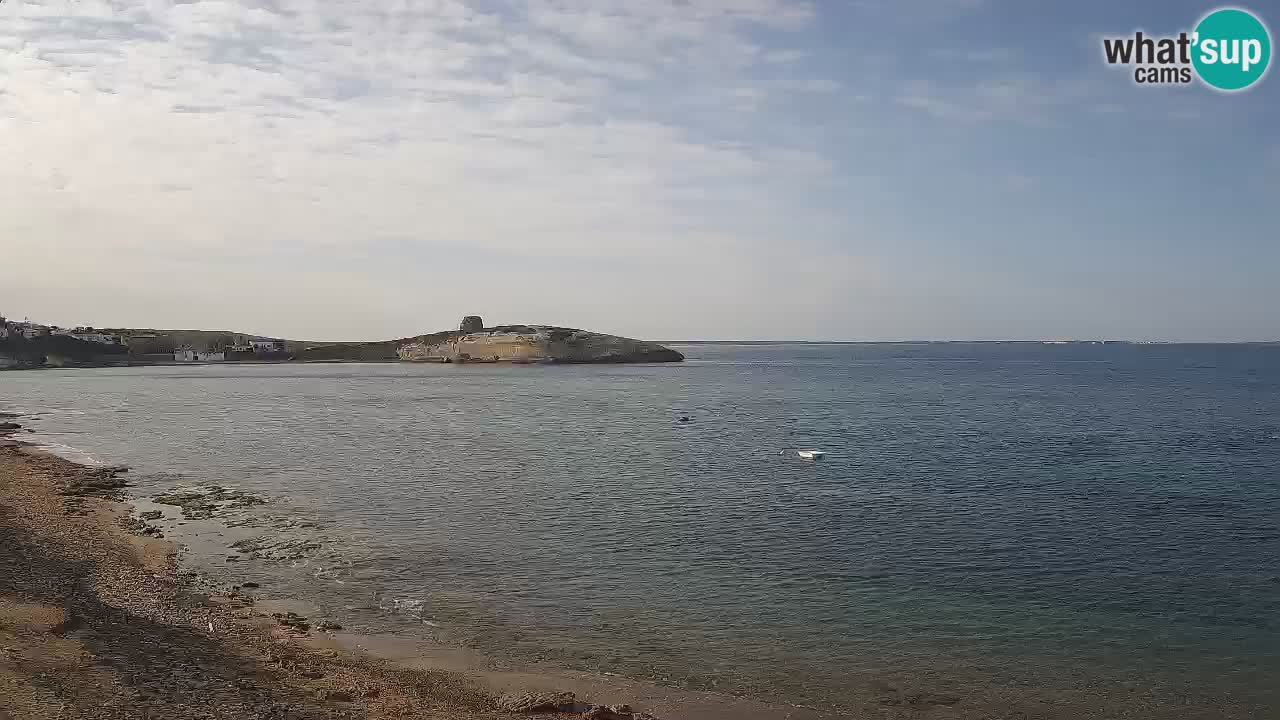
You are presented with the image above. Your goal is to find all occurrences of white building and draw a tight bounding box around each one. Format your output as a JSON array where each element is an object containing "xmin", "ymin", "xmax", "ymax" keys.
[
  {"xmin": 251, "ymin": 338, "xmax": 286, "ymax": 353},
  {"xmin": 196, "ymin": 350, "xmax": 225, "ymax": 362},
  {"xmin": 174, "ymin": 347, "xmax": 196, "ymax": 362}
]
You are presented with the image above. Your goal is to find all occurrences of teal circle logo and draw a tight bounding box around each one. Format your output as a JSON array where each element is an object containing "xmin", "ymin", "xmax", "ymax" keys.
[{"xmin": 1192, "ymin": 8, "xmax": 1271, "ymax": 91}]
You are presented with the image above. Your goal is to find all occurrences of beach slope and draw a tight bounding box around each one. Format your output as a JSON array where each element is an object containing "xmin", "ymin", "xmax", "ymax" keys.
[{"xmin": 0, "ymin": 444, "xmax": 509, "ymax": 720}]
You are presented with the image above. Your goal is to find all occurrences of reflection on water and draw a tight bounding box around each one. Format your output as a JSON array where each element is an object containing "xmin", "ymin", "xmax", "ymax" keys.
[{"xmin": 4, "ymin": 342, "xmax": 1279, "ymax": 717}]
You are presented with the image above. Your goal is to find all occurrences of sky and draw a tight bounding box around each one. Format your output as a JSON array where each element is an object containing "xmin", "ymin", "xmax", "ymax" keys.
[{"xmin": 1, "ymin": 0, "xmax": 1278, "ymax": 342}]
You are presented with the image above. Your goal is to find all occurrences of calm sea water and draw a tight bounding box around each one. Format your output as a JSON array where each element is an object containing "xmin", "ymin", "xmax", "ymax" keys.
[{"xmin": 3, "ymin": 343, "xmax": 1279, "ymax": 717}]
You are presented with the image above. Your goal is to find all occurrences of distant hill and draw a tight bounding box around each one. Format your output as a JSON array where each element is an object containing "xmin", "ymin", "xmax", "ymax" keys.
[
  {"xmin": 396, "ymin": 324, "xmax": 684, "ymax": 364},
  {"xmin": 0, "ymin": 335, "xmax": 129, "ymax": 369},
  {"xmin": 101, "ymin": 329, "xmax": 240, "ymax": 352},
  {"xmin": 23, "ymin": 318, "xmax": 683, "ymax": 365}
]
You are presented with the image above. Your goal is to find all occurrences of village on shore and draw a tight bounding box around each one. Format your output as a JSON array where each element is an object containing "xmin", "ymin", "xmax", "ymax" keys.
[{"xmin": 1, "ymin": 314, "xmax": 287, "ymax": 366}]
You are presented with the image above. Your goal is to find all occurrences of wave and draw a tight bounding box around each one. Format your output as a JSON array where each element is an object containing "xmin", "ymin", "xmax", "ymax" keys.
[{"xmin": 28, "ymin": 439, "xmax": 106, "ymax": 466}]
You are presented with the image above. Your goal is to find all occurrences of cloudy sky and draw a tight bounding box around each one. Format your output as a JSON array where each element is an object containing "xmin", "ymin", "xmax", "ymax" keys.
[{"xmin": 2, "ymin": 0, "xmax": 1277, "ymax": 341}]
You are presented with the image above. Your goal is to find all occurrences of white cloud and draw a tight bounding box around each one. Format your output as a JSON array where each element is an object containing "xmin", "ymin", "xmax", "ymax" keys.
[
  {"xmin": 851, "ymin": 0, "xmax": 988, "ymax": 23},
  {"xmin": 5, "ymin": 0, "xmax": 1254, "ymax": 342},
  {"xmin": 1, "ymin": 0, "xmax": 847, "ymax": 339}
]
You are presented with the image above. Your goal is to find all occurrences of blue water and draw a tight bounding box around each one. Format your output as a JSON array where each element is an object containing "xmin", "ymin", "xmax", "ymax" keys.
[{"xmin": 3, "ymin": 343, "xmax": 1278, "ymax": 717}]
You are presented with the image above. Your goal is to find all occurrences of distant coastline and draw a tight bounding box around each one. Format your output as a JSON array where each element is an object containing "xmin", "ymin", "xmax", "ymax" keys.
[
  {"xmin": 6, "ymin": 310, "xmax": 1275, "ymax": 371},
  {"xmin": 1, "ymin": 314, "xmax": 683, "ymax": 370}
]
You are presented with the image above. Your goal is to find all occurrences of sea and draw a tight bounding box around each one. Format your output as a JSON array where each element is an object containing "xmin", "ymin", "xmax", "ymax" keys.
[{"xmin": 3, "ymin": 342, "xmax": 1278, "ymax": 718}]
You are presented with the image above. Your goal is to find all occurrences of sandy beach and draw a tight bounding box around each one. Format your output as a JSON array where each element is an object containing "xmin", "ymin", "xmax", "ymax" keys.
[
  {"xmin": 0, "ymin": 424, "xmax": 829, "ymax": 720},
  {"xmin": 0, "ymin": 440, "xmax": 519, "ymax": 719}
]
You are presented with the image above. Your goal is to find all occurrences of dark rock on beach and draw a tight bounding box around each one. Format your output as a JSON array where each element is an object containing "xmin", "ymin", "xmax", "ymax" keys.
[
  {"xmin": 61, "ymin": 464, "xmax": 130, "ymax": 499},
  {"xmin": 497, "ymin": 689, "xmax": 579, "ymax": 713},
  {"xmin": 229, "ymin": 535, "xmax": 322, "ymax": 562},
  {"xmin": 275, "ymin": 612, "xmax": 311, "ymax": 633},
  {"xmin": 582, "ymin": 705, "xmax": 661, "ymax": 720},
  {"xmin": 152, "ymin": 485, "xmax": 266, "ymax": 519}
]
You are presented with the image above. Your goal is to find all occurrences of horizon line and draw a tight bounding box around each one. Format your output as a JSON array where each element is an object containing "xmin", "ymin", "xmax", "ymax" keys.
[{"xmin": 5, "ymin": 316, "xmax": 1278, "ymax": 346}]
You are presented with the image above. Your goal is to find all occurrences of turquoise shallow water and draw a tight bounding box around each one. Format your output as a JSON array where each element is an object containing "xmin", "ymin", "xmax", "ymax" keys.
[{"xmin": 3, "ymin": 343, "xmax": 1279, "ymax": 717}]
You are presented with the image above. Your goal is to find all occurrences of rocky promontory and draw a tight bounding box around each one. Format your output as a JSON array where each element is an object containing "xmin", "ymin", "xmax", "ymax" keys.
[
  {"xmin": 397, "ymin": 316, "xmax": 684, "ymax": 364},
  {"xmin": 1, "ymin": 316, "xmax": 683, "ymax": 366}
]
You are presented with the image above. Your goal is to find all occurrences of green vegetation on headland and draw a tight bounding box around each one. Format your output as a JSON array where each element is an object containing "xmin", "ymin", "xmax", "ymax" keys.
[{"xmin": 0, "ymin": 315, "xmax": 683, "ymax": 368}]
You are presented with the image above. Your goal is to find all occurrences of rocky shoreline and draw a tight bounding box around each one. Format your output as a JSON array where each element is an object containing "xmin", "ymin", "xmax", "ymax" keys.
[
  {"xmin": 0, "ymin": 431, "xmax": 669, "ymax": 720},
  {"xmin": 2, "ymin": 415, "xmax": 833, "ymax": 720}
]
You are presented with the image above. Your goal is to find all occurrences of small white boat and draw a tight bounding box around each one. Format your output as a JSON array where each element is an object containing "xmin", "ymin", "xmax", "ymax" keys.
[{"xmin": 796, "ymin": 450, "xmax": 827, "ymax": 460}]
